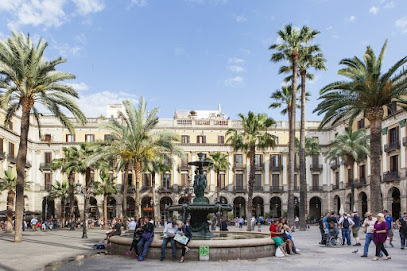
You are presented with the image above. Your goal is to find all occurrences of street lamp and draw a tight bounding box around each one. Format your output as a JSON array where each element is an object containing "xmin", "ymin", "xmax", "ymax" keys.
[{"xmin": 76, "ymin": 183, "xmax": 95, "ymax": 239}]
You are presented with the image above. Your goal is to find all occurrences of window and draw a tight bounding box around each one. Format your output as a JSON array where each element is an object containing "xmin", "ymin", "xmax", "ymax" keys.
[
  {"xmin": 180, "ymin": 173, "xmax": 188, "ymax": 187},
  {"xmin": 66, "ymin": 134, "xmax": 75, "ymax": 142},
  {"xmin": 218, "ymin": 135, "xmax": 225, "ymax": 144},
  {"xmin": 359, "ymin": 165, "xmax": 366, "ymax": 180},
  {"xmin": 181, "ymin": 135, "xmax": 190, "ymax": 144},
  {"xmin": 8, "ymin": 122, "xmax": 13, "ymax": 130},
  {"xmin": 272, "ymin": 174, "xmax": 280, "ymax": 187},
  {"xmin": 90, "ymin": 170, "xmax": 95, "ymax": 182},
  {"xmin": 162, "ymin": 173, "xmax": 171, "ymax": 188},
  {"xmin": 143, "ymin": 173, "xmax": 151, "ymax": 187},
  {"xmin": 387, "ymin": 101, "xmax": 397, "ymax": 115},
  {"xmin": 9, "ymin": 143, "xmax": 14, "ymax": 156},
  {"xmin": 294, "ymin": 174, "xmax": 298, "ymax": 189},
  {"xmin": 122, "ymin": 172, "xmax": 133, "ymax": 187},
  {"xmin": 85, "ymin": 134, "xmax": 95, "ymax": 142},
  {"xmin": 271, "ymin": 154, "xmax": 281, "ymax": 167},
  {"xmin": 335, "ymin": 172, "xmax": 339, "ymax": 186},
  {"xmin": 312, "ymin": 155, "xmax": 319, "ymax": 165},
  {"xmin": 255, "ymin": 174, "xmax": 262, "ymax": 186},
  {"xmin": 219, "ymin": 173, "xmax": 226, "ymax": 189},
  {"xmin": 390, "ymin": 155, "xmax": 398, "ymax": 172},
  {"xmin": 234, "ymin": 154, "xmax": 243, "ymax": 167},
  {"xmin": 164, "ymin": 157, "xmax": 171, "ymax": 167},
  {"xmin": 0, "ymin": 138, "xmax": 3, "ymax": 152},
  {"xmin": 104, "ymin": 134, "xmax": 113, "ymax": 141},
  {"xmin": 357, "ymin": 119, "xmax": 365, "ymax": 129},
  {"xmin": 181, "ymin": 153, "xmax": 189, "ymax": 167},
  {"xmin": 197, "ymin": 135, "xmax": 206, "ymax": 144},
  {"xmin": 312, "ymin": 174, "xmax": 319, "ymax": 187},
  {"xmin": 348, "ymin": 168, "xmax": 352, "ymax": 181},
  {"xmin": 235, "ymin": 173, "xmax": 244, "ymax": 187},
  {"xmin": 44, "ymin": 134, "xmax": 52, "ymax": 142},
  {"xmin": 44, "ymin": 172, "xmax": 52, "ymax": 191},
  {"xmin": 254, "ymin": 154, "xmax": 262, "ymax": 167},
  {"xmin": 44, "ymin": 152, "xmax": 52, "ymax": 164},
  {"xmin": 389, "ymin": 127, "xmax": 399, "ymax": 145}
]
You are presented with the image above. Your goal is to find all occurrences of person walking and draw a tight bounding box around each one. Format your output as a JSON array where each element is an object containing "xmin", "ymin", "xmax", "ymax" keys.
[
  {"xmin": 372, "ymin": 213, "xmax": 391, "ymax": 261},
  {"xmin": 179, "ymin": 219, "xmax": 192, "ymax": 263},
  {"xmin": 160, "ymin": 219, "xmax": 178, "ymax": 261},
  {"xmin": 351, "ymin": 211, "xmax": 362, "ymax": 246},
  {"xmin": 338, "ymin": 212, "xmax": 354, "ymax": 246},
  {"xmin": 383, "ymin": 210, "xmax": 394, "ymax": 248},
  {"xmin": 361, "ymin": 212, "xmax": 377, "ymax": 258},
  {"xmin": 396, "ymin": 212, "xmax": 407, "ymax": 250},
  {"xmin": 137, "ymin": 216, "xmax": 154, "ymax": 261}
]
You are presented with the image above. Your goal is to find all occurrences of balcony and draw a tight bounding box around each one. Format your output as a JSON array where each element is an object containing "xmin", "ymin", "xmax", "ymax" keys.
[
  {"xmin": 384, "ymin": 141, "xmax": 400, "ymax": 152},
  {"xmin": 233, "ymin": 186, "xmax": 247, "ymax": 193},
  {"xmin": 0, "ymin": 151, "xmax": 5, "ymax": 160},
  {"xmin": 179, "ymin": 163, "xmax": 189, "ymax": 171},
  {"xmin": 140, "ymin": 186, "xmax": 152, "ymax": 193},
  {"xmin": 346, "ymin": 181, "xmax": 352, "ymax": 188},
  {"xmin": 158, "ymin": 186, "xmax": 173, "ymax": 193},
  {"xmin": 310, "ymin": 186, "xmax": 323, "ymax": 191},
  {"xmin": 270, "ymin": 186, "xmax": 284, "ymax": 193},
  {"xmin": 354, "ymin": 178, "xmax": 367, "ymax": 187},
  {"xmin": 332, "ymin": 184, "xmax": 339, "ymax": 190},
  {"xmin": 330, "ymin": 161, "xmax": 339, "ymax": 170},
  {"xmin": 254, "ymin": 163, "xmax": 264, "ymax": 171},
  {"xmin": 382, "ymin": 171, "xmax": 400, "ymax": 182},
  {"xmin": 233, "ymin": 163, "xmax": 245, "ymax": 171},
  {"xmin": 403, "ymin": 137, "xmax": 407, "ymax": 147},
  {"xmin": 41, "ymin": 184, "xmax": 53, "ymax": 191},
  {"xmin": 310, "ymin": 164, "xmax": 323, "ymax": 172},
  {"xmin": 253, "ymin": 186, "xmax": 264, "ymax": 192},
  {"xmin": 7, "ymin": 154, "xmax": 16, "ymax": 164},
  {"xmin": 270, "ymin": 164, "xmax": 282, "ymax": 171},
  {"xmin": 39, "ymin": 163, "xmax": 51, "ymax": 171}
]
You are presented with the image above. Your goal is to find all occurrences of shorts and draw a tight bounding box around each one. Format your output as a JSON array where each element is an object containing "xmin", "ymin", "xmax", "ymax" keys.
[
  {"xmin": 387, "ymin": 229, "xmax": 394, "ymax": 237},
  {"xmin": 352, "ymin": 227, "xmax": 360, "ymax": 238},
  {"xmin": 272, "ymin": 237, "xmax": 285, "ymax": 247}
]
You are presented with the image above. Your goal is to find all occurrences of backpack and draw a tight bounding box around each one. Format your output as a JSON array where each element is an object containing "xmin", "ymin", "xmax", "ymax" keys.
[{"xmin": 343, "ymin": 218, "xmax": 350, "ymax": 228}]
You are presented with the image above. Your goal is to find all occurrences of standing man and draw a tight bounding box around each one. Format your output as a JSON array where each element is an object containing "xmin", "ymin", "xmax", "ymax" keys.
[
  {"xmin": 338, "ymin": 212, "xmax": 354, "ymax": 246},
  {"xmin": 360, "ymin": 212, "xmax": 377, "ymax": 257},
  {"xmin": 383, "ymin": 210, "xmax": 394, "ymax": 247},
  {"xmin": 251, "ymin": 216, "xmax": 256, "ymax": 231},
  {"xmin": 351, "ymin": 211, "xmax": 361, "ymax": 246},
  {"xmin": 396, "ymin": 212, "xmax": 407, "ymax": 249},
  {"xmin": 160, "ymin": 219, "xmax": 178, "ymax": 261}
]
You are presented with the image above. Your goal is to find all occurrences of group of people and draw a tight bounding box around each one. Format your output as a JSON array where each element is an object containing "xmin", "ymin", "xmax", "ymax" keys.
[
  {"xmin": 269, "ymin": 217, "xmax": 299, "ymax": 257},
  {"xmin": 319, "ymin": 209, "xmax": 407, "ymax": 261}
]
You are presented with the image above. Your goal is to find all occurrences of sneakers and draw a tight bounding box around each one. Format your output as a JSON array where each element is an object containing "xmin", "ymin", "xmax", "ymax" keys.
[
  {"xmin": 401, "ymin": 247, "xmax": 405, "ymax": 250},
  {"xmin": 138, "ymin": 256, "xmax": 144, "ymax": 261},
  {"xmin": 353, "ymin": 243, "xmax": 361, "ymax": 246},
  {"xmin": 361, "ymin": 255, "xmax": 368, "ymax": 257},
  {"xmin": 125, "ymin": 250, "xmax": 131, "ymax": 256},
  {"xmin": 390, "ymin": 243, "xmax": 394, "ymax": 248},
  {"xmin": 160, "ymin": 258, "xmax": 164, "ymax": 261}
]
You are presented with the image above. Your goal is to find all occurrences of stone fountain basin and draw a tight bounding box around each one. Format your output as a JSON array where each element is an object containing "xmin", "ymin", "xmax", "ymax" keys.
[{"xmin": 110, "ymin": 231, "xmax": 276, "ymax": 261}]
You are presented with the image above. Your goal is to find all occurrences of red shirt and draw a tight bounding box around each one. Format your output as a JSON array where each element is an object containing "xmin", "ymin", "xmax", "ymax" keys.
[{"xmin": 269, "ymin": 224, "xmax": 279, "ymax": 238}]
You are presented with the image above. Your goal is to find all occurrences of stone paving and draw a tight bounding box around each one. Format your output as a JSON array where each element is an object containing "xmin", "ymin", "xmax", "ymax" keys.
[{"xmin": 0, "ymin": 226, "xmax": 406, "ymax": 271}]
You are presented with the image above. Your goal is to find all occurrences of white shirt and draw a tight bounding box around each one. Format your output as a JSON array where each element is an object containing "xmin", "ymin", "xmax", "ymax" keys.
[
  {"xmin": 363, "ymin": 217, "xmax": 377, "ymax": 233},
  {"xmin": 338, "ymin": 216, "xmax": 355, "ymax": 227},
  {"xmin": 163, "ymin": 223, "xmax": 178, "ymax": 238},
  {"xmin": 128, "ymin": 221, "xmax": 137, "ymax": 231},
  {"xmin": 251, "ymin": 217, "xmax": 256, "ymax": 223}
]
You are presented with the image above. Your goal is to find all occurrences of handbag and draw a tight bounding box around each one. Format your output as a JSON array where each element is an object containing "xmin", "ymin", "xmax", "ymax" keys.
[{"xmin": 142, "ymin": 231, "xmax": 153, "ymax": 240}]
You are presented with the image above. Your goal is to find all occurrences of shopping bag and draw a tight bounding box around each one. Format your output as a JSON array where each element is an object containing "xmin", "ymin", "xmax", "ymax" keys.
[{"xmin": 275, "ymin": 247, "xmax": 285, "ymax": 257}]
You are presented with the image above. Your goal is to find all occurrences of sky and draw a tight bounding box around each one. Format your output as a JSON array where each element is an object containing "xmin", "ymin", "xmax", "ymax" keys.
[{"xmin": 0, "ymin": 0, "xmax": 406, "ymax": 120}]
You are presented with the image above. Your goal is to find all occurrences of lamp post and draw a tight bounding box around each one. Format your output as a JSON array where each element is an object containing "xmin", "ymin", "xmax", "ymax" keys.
[{"xmin": 76, "ymin": 183, "xmax": 94, "ymax": 239}]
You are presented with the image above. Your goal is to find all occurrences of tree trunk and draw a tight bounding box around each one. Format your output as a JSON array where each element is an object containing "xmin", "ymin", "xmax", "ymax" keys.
[
  {"xmin": 299, "ymin": 69, "xmax": 307, "ymax": 231},
  {"xmin": 6, "ymin": 190, "xmax": 15, "ymax": 233},
  {"xmin": 68, "ymin": 172, "xmax": 76, "ymax": 230},
  {"xmin": 134, "ymin": 160, "xmax": 141, "ymax": 218},
  {"xmin": 152, "ymin": 172, "xmax": 157, "ymax": 225},
  {"xmin": 103, "ymin": 194, "xmax": 108, "ymax": 229},
  {"xmin": 122, "ymin": 163, "xmax": 129, "ymax": 229},
  {"xmin": 287, "ymin": 52, "xmax": 298, "ymax": 228},
  {"xmin": 246, "ymin": 145, "xmax": 256, "ymax": 231},
  {"xmin": 366, "ymin": 107, "xmax": 384, "ymax": 215},
  {"xmin": 14, "ymin": 101, "xmax": 32, "ymax": 242},
  {"xmin": 61, "ymin": 198, "xmax": 66, "ymax": 228},
  {"xmin": 84, "ymin": 167, "xmax": 91, "ymax": 234}
]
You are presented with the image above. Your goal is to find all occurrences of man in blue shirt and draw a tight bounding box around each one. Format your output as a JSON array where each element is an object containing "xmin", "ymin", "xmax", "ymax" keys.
[{"xmin": 383, "ymin": 210, "xmax": 394, "ymax": 247}]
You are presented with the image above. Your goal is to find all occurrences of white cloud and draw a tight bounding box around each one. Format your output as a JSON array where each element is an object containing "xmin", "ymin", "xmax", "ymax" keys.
[
  {"xmin": 227, "ymin": 65, "xmax": 244, "ymax": 73},
  {"xmin": 395, "ymin": 16, "xmax": 407, "ymax": 34},
  {"xmin": 0, "ymin": 0, "xmax": 22, "ymax": 11},
  {"xmin": 235, "ymin": 15, "xmax": 247, "ymax": 23},
  {"xmin": 325, "ymin": 26, "xmax": 333, "ymax": 31},
  {"xmin": 73, "ymin": 0, "xmax": 104, "ymax": 15},
  {"xmin": 345, "ymin": 15, "xmax": 356, "ymax": 22},
  {"xmin": 130, "ymin": 0, "xmax": 148, "ymax": 7},
  {"xmin": 66, "ymin": 82, "xmax": 89, "ymax": 92},
  {"xmin": 369, "ymin": 6, "xmax": 379, "ymax": 15},
  {"xmin": 53, "ymin": 42, "xmax": 82, "ymax": 57},
  {"xmin": 224, "ymin": 76, "xmax": 243, "ymax": 87},
  {"xmin": 228, "ymin": 57, "xmax": 245, "ymax": 64},
  {"xmin": 75, "ymin": 33, "xmax": 87, "ymax": 44},
  {"xmin": 77, "ymin": 91, "xmax": 138, "ymax": 117},
  {"xmin": 384, "ymin": 1, "xmax": 395, "ymax": 9}
]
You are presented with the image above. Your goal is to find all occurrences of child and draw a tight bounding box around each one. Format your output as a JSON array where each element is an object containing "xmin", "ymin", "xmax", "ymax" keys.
[{"xmin": 257, "ymin": 224, "xmax": 262, "ymax": 232}]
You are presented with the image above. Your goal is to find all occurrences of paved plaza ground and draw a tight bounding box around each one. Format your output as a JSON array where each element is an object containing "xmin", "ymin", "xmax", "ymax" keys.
[{"xmin": 0, "ymin": 226, "xmax": 405, "ymax": 271}]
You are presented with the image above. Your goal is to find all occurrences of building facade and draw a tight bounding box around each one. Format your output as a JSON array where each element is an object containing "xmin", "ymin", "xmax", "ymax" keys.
[{"xmin": 0, "ymin": 104, "xmax": 406, "ymax": 222}]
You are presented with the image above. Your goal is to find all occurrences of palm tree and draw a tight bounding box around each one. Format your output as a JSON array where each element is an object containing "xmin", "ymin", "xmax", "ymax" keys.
[
  {"xmin": 226, "ymin": 112, "xmax": 276, "ymax": 231},
  {"xmin": 0, "ymin": 170, "xmax": 16, "ymax": 233},
  {"xmin": 325, "ymin": 129, "xmax": 369, "ymax": 211},
  {"xmin": 314, "ymin": 41, "xmax": 407, "ymax": 214},
  {"xmin": 51, "ymin": 147, "xmax": 85, "ymax": 230},
  {"xmin": 207, "ymin": 152, "xmax": 230, "ymax": 203},
  {"xmin": 48, "ymin": 180, "xmax": 69, "ymax": 228},
  {"xmin": 0, "ymin": 32, "xmax": 86, "ymax": 242},
  {"xmin": 270, "ymin": 24, "xmax": 319, "ymax": 226}
]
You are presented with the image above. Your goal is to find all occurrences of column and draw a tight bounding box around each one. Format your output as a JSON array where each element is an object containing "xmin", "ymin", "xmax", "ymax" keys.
[
  {"xmin": 264, "ymin": 154, "xmax": 270, "ymax": 186},
  {"xmin": 228, "ymin": 153, "xmax": 234, "ymax": 192},
  {"xmin": 367, "ymin": 156, "xmax": 371, "ymax": 176},
  {"xmin": 400, "ymin": 127, "xmax": 406, "ymax": 175},
  {"xmin": 340, "ymin": 163, "xmax": 346, "ymax": 188},
  {"xmin": 117, "ymin": 170, "xmax": 122, "ymax": 185},
  {"xmin": 246, "ymin": 156, "xmax": 250, "ymax": 186},
  {"xmin": 382, "ymin": 133, "xmax": 387, "ymax": 172},
  {"xmin": 353, "ymin": 161, "xmax": 358, "ymax": 180},
  {"xmin": 172, "ymin": 155, "xmax": 178, "ymax": 185},
  {"xmin": 210, "ymin": 170, "xmax": 215, "ymax": 192},
  {"xmin": 282, "ymin": 154, "xmax": 287, "ymax": 185}
]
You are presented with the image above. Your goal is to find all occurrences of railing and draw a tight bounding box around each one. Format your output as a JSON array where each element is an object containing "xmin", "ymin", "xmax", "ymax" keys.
[
  {"xmin": 293, "ymin": 186, "xmax": 299, "ymax": 191},
  {"xmin": 403, "ymin": 137, "xmax": 407, "ymax": 147},
  {"xmin": 346, "ymin": 181, "xmax": 352, "ymax": 188},
  {"xmin": 158, "ymin": 186, "xmax": 173, "ymax": 193},
  {"xmin": 233, "ymin": 163, "xmax": 245, "ymax": 170},
  {"xmin": 179, "ymin": 164, "xmax": 189, "ymax": 171},
  {"xmin": 41, "ymin": 184, "xmax": 53, "ymax": 191},
  {"xmin": 7, "ymin": 154, "xmax": 16, "ymax": 164},
  {"xmin": 127, "ymin": 186, "xmax": 136, "ymax": 193},
  {"xmin": 0, "ymin": 151, "xmax": 5, "ymax": 160},
  {"xmin": 382, "ymin": 171, "xmax": 400, "ymax": 182},
  {"xmin": 140, "ymin": 186, "xmax": 152, "ymax": 192},
  {"xmin": 310, "ymin": 164, "xmax": 323, "ymax": 172},
  {"xmin": 330, "ymin": 161, "xmax": 339, "ymax": 170},
  {"xmin": 233, "ymin": 186, "xmax": 247, "ymax": 192},
  {"xmin": 384, "ymin": 141, "xmax": 400, "ymax": 152},
  {"xmin": 354, "ymin": 178, "xmax": 366, "ymax": 187},
  {"xmin": 270, "ymin": 186, "xmax": 284, "ymax": 193},
  {"xmin": 310, "ymin": 186, "xmax": 323, "ymax": 191},
  {"xmin": 253, "ymin": 186, "xmax": 263, "ymax": 192},
  {"xmin": 255, "ymin": 163, "xmax": 264, "ymax": 170},
  {"xmin": 270, "ymin": 164, "xmax": 282, "ymax": 171},
  {"xmin": 39, "ymin": 163, "xmax": 51, "ymax": 170},
  {"xmin": 332, "ymin": 184, "xmax": 339, "ymax": 190}
]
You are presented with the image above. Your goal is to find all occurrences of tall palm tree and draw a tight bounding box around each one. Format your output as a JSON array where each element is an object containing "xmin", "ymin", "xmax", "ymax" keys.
[
  {"xmin": 51, "ymin": 147, "xmax": 85, "ymax": 230},
  {"xmin": 0, "ymin": 32, "xmax": 86, "ymax": 242},
  {"xmin": 314, "ymin": 41, "xmax": 407, "ymax": 214},
  {"xmin": 270, "ymin": 24, "xmax": 319, "ymax": 226},
  {"xmin": 207, "ymin": 152, "xmax": 230, "ymax": 203},
  {"xmin": 48, "ymin": 180, "xmax": 69, "ymax": 228},
  {"xmin": 0, "ymin": 170, "xmax": 17, "ymax": 233},
  {"xmin": 226, "ymin": 112, "xmax": 276, "ymax": 231},
  {"xmin": 325, "ymin": 129, "xmax": 370, "ymax": 211}
]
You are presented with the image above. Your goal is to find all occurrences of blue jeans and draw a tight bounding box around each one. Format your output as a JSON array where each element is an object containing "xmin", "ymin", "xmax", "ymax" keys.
[
  {"xmin": 137, "ymin": 237, "xmax": 153, "ymax": 258},
  {"xmin": 400, "ymin": 231, "xmax": 406, "ymax": 248},
  {"xmin": 342, "ymin": 228, "xmax": 351, "ymax": 245},
  {"xmin": 363, "ymin": 233, "xmax": 373, "ymax": 256},
  {"xmin": 161, "ymin": 237, "xmax": 176, "ymax": 259}
]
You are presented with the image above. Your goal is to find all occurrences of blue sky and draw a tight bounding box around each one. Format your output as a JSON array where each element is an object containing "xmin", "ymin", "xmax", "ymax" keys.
[{"xmin": 0, "ymin": 0, "xmax": 406, "ymax": 120}]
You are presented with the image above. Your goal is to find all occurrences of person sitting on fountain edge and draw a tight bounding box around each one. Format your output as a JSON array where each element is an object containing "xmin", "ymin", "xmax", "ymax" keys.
[
  {"xmin": 137, "ymin": 216, "xmax": 154, "ymax": 261},
  {"xmin": 160, "ymin": 219, "xmax": 179, "ymax": 261}
]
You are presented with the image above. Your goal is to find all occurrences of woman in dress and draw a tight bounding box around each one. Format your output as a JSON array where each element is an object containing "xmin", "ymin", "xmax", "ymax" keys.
[{"xmin": 372, "ymin": 213, "xmax": 391, "ymax": 261}]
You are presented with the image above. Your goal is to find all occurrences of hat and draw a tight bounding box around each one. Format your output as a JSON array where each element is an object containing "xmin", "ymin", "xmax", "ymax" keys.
[
  {"xmin": 365, "ymin": 212, "xmax": 372, "ymax": 217},
  {"xmin": 383, "ymin": 210, "xmax": 388, "ymax": 213},
  {"xmin": 376, "ymin": 213, "xmax": 385, "ymax": 218}
]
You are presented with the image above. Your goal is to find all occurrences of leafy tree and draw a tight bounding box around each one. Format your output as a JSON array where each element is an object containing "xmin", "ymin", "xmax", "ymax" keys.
[
  {"xmin": 0, "ymin": 170, "xmax": 16, "ymax": 233},
  {"xmin": 0, "ymin": 32, "xmax": 86, "ymax": 242},
  {"xmin": 208, "ymin": 152, "xmax": 230, "ymax": 203},
  {"xmin": 48, "ymin": 180, "xmax": 69, "ymax": 228},
  {"xmin": 226, "ymin": 112, "xmax": 276, "ymax": 231},
  {"xmin": 314, "ymin": 41, "xmax": 407, "ymax": 214}
]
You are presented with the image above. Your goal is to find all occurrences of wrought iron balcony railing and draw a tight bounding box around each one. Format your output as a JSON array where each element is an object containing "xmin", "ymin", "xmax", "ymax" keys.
[
  {"xmin": 382, "ymin": 171, "xmax": 400, "ymax": 182},
  {"xmin": 384, "ymin": 141, "xmax": 400, "ymax": 152},
  {"xmin": 270, "ymin": 186, "xmax": 284, "ymax": 193}
]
